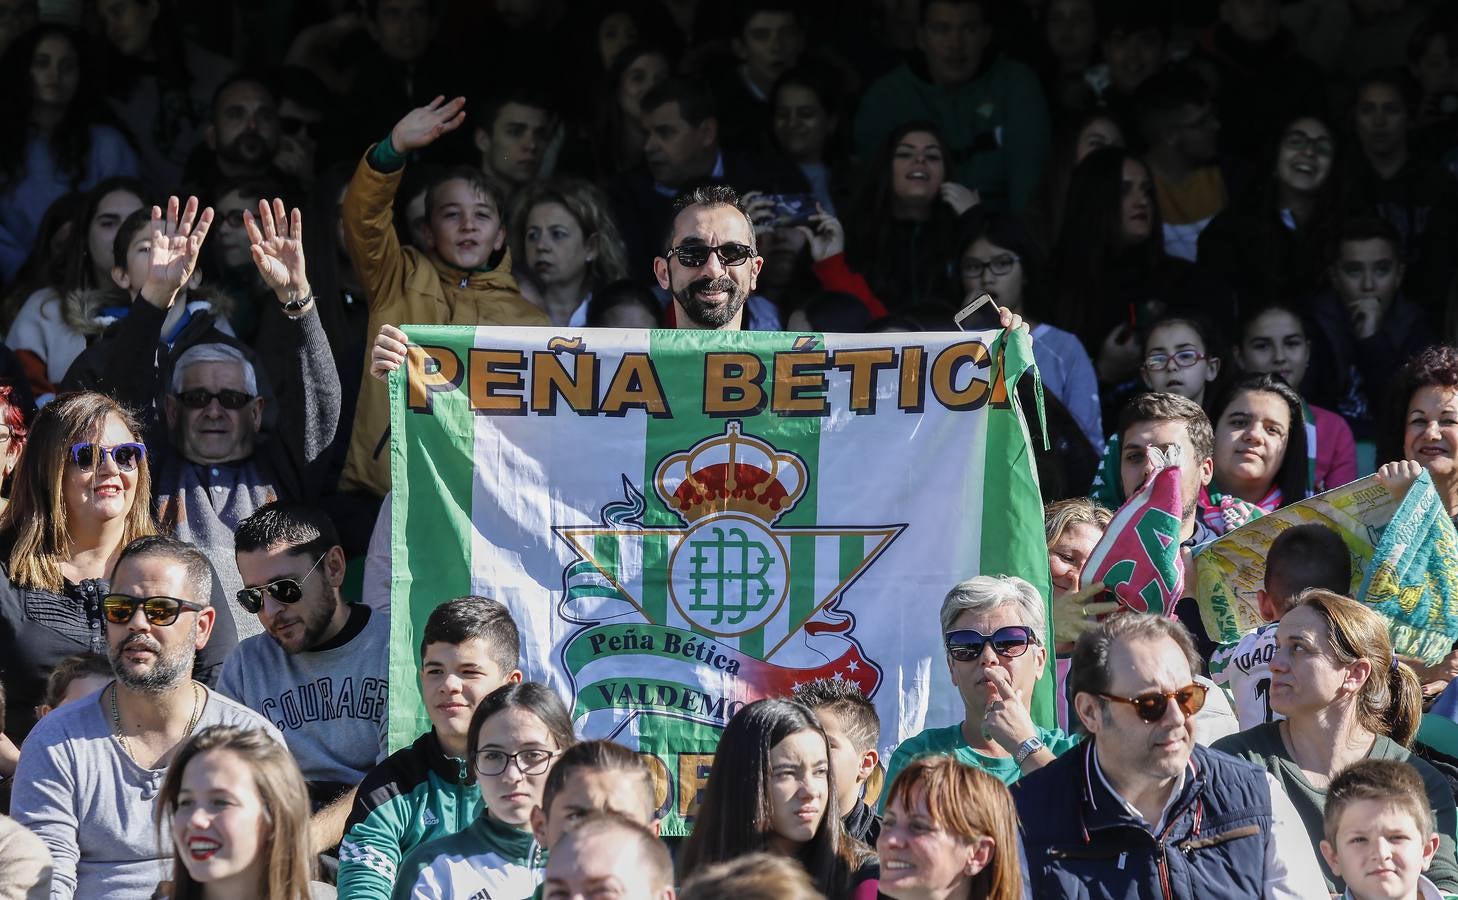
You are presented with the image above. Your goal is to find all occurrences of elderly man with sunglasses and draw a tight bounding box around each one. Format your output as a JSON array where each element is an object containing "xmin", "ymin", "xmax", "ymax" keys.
[
  {"xmin": 11, "ymin": 535, "xmax": 280, "ymax": 900},
  {"xmin": 1012, "ymin": 612, "xmax": 1327, "ymax": 900},
  {"xmin": 880, "ymin": 575, "xmax": 1082, "ymax": 800}
]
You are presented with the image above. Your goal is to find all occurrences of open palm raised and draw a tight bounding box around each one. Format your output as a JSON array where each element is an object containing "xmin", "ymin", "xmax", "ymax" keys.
[
  {"xmin": 141, "ymin": 196, "xmax": 213, "ymax": 308},
  {"xmin": 244, "ymin": 198, "xmax": 309, "ymax": 300}
]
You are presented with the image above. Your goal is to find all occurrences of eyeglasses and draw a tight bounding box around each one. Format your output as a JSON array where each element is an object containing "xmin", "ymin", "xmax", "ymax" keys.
[
  {"xmin": 1281, "ymin": 130, "xmax": 1335, "ymax": 159},
  {"xmin": 176, "ymin": 388, "xmax": 255, "ymax": 410},
  {"xmin": 1142, "ymin": 350, "xmax": 1206, "ymax": 372},
  {"xmin": 236, "ymin": 553, "xmax": 328, "ymax": 614},
  {"xmin": 663, "ymin": 242, "xmax": 754, "ymax": 268},
  {"xmin": 473, "ymin": 747, "xmax": 558, "ymax": 777},
  {"xmin": 69, "ymin": 442, "xmax": 146, "ymax": 471},
  {"xmin": 944, "ymin": 625, "xmax": 1040, "ymax": 662},
  {"xmin": 279, "ymin": 116, "xmax": 318, "ymax": 139},
  {"xmin": 102, "ymin": 593, "xmax": 206, "ymax": 626},
  {"xmin": 1094, "ymin": 683, "xmax": 1208, "ymax": 723},
  {"xmin": 960, "ymin": 254, "xmax": 1020, "ymax": 279}
]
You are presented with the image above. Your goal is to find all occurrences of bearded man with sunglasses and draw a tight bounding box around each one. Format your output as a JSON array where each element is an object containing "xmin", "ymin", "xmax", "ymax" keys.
[
  {"xmin": 1013, "ymin": 612, "xmax": 1327, "ymax": 899},
  {"xmin": 880, "ymin": 575, "xmax": 1082, "ymax": 801},
  {"xmin": 222, "ymin": 501, "xmax": 389, "ymax": 856},
  {"xmin": 11, "ymin": 536, "xmax": 279, "ymax": 900}
]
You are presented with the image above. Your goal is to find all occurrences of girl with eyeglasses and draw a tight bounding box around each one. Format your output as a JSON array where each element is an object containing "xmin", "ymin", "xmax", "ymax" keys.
[
  {"xmin": 394, "ymin": 682, "xmax": 574, "ymax": 900},
  {"xmin": 877, "ymin": 755, "xmax": 1024, "ymax": 900},
  {"xmin": 1212, "ymin": 591, "xmax": 1458, "ymax": 894},
  {"xmin": 156, "ymin": 724, "xmax": 322, "ymax": 900},
  {"xmin": 679, "ymin": 698, "xmax": 879, "ymax": 899},
  {"xmin": 0, "ymin": 392, "xmax": 227, "ymax": 760},
  {"xmin": 882, "ymin": 576, "xmax": 1080, "ymax": 796},
  {"xmin": 1235, "ymin": 304, "xmax": 1357, "ymax": 493}
]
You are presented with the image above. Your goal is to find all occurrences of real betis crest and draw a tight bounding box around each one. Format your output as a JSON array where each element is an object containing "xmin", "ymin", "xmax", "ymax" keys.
[{"xmin": 553, "ymin": 421, "xmax": 902, "ymax": 825}]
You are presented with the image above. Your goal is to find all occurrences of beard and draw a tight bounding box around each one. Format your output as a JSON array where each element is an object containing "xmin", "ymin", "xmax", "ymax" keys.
[
  {"xmin": 269, "ymin": 594, "xmax": 335, "ymax": 653},
  {"xmin": 219, "ymin": 131, "xmax": 271, "ymax": 167},
  {"xmin": 110, "ymin": 624, "xmax": 197, "ymax": 695},
  {"xmin": 673, "ymin": 275, "xmax": 747, "ymax": 328}
]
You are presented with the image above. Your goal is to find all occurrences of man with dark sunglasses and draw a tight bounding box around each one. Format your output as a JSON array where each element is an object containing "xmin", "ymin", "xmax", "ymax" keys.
[
  {"xmin": 11, "ymin": 536, "xmax": 280, "ymax": 900},
  {"xmin": 652, "ymin": 184, "xmax": 767, "ymax": 330},
  {"xmin": 1013, "ymin": 612, "xmax": 1326, "ymax": 898},
  {"xmin": 880, "ymin": 575, "xmax": 1082, "ymax": 800},
  {"xmin": 221, "ymin": 502, "xmax": 389, "ymax": 857}
]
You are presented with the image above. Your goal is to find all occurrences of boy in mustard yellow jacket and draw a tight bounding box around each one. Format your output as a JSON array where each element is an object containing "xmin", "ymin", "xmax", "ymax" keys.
[{"xmin": 341, "ymin": 95, "xmax": 548, "ymax": 498}]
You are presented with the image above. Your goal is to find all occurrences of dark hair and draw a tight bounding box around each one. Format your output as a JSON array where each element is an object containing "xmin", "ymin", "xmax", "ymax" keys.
[
  {"xmin": 790, "ymin": 291, "xmax": 875, "ymax": 333},
  {"xmin": 1069, "ymin": 611, "xmax": 1201, "ymax": 710},
  {"xmin": 770, "ymin": 63, "xmax": 848, "ymax": 162},
  {"xmin": 664, "ymin": 185, "xmax": 756, "ymax": 255},
  {"xmin": 273, "ymin": 65, "xmax": 328, "ymax": 112},
  {"xmin": 1210, "ymin": 372, "xmax": 1310, "ymax": 505},
  {"xmin": 114, "ymin": 534, "xmax": 215, "ymax": 603},
  {"xmin": 954, "ymin": 208, "xmax": 1051, "ymax": 318},
  {"xmin": 540, "ymin": 739, "xmax": 656, "ymax": 822},
  {"xmin": 640, "ymin": 77, "xmax": 717, "ymax": 125},
  {"xmin": 42, "ymin": 651, "xmax": 112, "ymax": 709},
  {"xmin": 63, "ymin": 177, "xmax": 149, "ymax": 294},
  {"xmin": 1330, "ymin": 215, "xmax": 1402, "ymax": 265},
  {"xmin": 1352, "ymin": 66, "xmax": 1419, "ymax": 118},
  {"xmin": 1116, "ymin": 391, "xmax": 1214, "ymax": 462},
  {"xmin": 419, "ymin": 595, "xmax": 520, "ymax": 674},
  {"xmin": 0, "ymin": 25, "xmax": 123, "ymax": 192},
  {"xmin": 111, "ymin": 206, "xmax": 152, "ymax": 271},
  {"xmin": 476, "ymin": 87, "xmax": 559, "ymax": 133},
  {"xmin": 792, "ymin": 678, "xmax": 880, "ymax": 754},
  {"xmin": 1263, "ymin": 524, "xmax": 1352, "ymax": 611},
  {"xmin": 553, "ymin": 811, "xmax": 674, "ymax": 891},
  {"xmin": 1052, "ymin": 147, "xmax": 1165, "ymax": 343},
  {"xmin": 233, "ymin": 502, "xmax": 341, "ymax": 561},
  {"xmin": 679, "ymin": 698, "xmax": 868, "ymax": 897},
  {"xmin": 1133, "ymin": 64, "xmax": 1212, "ymax": 143},
  {"xmin": 1098, "ymin": 0, "xmax": 1170, "ymax": 40},
  {"xmin": 586, "ymin": 279, "xmax": 663, "ymax": 327},
  {"xmin": 679, "ymin": 852, "xmax": 823, "ymax": 900},
  {"xmin": 1296, "ymin": 590, "xmax": 1422, "ymax": 746},
  {"xmin": 1143, "ymin": 311, "xmax": 1223, "ymax": 375},
  {"xmin": 918, "ymin": 0, "xmax": 989, "ymax": 23},
  {"xmin": 1379, "ymin": 345, "xmax": 1458, "ymax": 467},
  {"xmin": 208, "ymin": 70, "xmax": 277, "ymax": 121},
  {"xmin": 1324, "ymin": 758, "xmax": 1436, "ymax": 844},
  {"xmin": 467, "ymin": 682, "xmax": 576, "ymax": 762},
  {"xmin": 425, "ymin": 166, "xmax": 509, "ymax": 225},
  {"xmin": 731, "ymin": 1, "xmax": 802, "ymax": 34}
]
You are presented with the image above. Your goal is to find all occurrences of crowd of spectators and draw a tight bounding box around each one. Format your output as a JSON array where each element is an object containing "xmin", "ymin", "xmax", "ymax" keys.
[{"xmin": 0, "ymin": 0, "xmax": 1456, "ymax": 897}]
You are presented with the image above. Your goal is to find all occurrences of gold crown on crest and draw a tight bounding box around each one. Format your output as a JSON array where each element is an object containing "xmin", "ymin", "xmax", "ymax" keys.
[{"xmin": 653, "ymin": 422, "xmax": 808, "ymax": 525}]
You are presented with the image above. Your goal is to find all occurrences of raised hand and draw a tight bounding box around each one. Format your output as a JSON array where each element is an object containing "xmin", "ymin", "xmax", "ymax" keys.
[
  {"xmin": 140, "ymin": 196, "xmax": 213, "ymax": 309},
  {"xmin": 390, "ymin": 95, "xmax": 467, "ymax": 153},
  {"xmin": 939, "ymin": 182, "xmax": 981, "ymax": 216},
  {"xmin": 371, "ymin": 323, "xmax": 409, "ymax": 382},
  {"xmin": 794, "ymin": 207, "xmax": 846, "ymax": 263},
  {"xmin": 244, "ymin": 198, "xmax": 310, "ymax": 302}
]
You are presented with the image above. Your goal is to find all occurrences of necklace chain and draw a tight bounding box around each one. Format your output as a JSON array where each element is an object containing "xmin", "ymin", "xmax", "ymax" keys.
[{"xmin": 110, "ymin": 681, "xmax": 203, "ymax": 762}]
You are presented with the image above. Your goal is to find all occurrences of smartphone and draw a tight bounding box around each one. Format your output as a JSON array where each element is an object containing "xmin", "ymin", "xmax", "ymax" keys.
[
  {"xmin": 954, "ymin": 293, "xmax": 994, "ymax": 331},
  {"xmin": 769, "ymin": 194, "xmax": 817, "ymax": 228}
]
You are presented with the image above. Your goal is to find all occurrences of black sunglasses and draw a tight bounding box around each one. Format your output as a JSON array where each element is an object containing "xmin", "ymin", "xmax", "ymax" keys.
[
  {"xmin": 236, "ymin": 553, "xmax": 327, "ymax": 614},
  {"xmin": 280, "ymin": 115, "xmax": 318, "ymax": 139},
  {"xmin": 176, "ymin": 388, "xmax": 255, "ymax": 410},
  {"xmin": 944, "ymin": 625, "xmax": 1040, "ymax": 662},
  {"xmin": 1095, "ymin": 683, "xmax": 1208, "ymax": 723},
  {"xmin": 69, "ymin": 442, "xmax": 146, "ymax": 471},
  {"xmin": 663, "ymin": 242, "xmax": 754, "ymax": 268},
  {"xmin": 102, "ymin": 593, "xmax": 205, "ymax": 626}
]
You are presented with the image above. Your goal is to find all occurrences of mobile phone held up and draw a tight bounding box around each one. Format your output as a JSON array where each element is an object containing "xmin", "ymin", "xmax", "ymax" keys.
[{"xmin": 769, "ymin": 193, "xmax": 817, "ymax": 228}]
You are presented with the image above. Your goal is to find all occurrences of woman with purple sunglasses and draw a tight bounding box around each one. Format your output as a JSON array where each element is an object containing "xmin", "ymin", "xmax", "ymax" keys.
[
  {"xmin": 0, "ymin": 392, "xmax": 231, "ymax": 769},
  {"xmin": 879, "ymin": 575, "xmax": 1082, "ymax": 800}
]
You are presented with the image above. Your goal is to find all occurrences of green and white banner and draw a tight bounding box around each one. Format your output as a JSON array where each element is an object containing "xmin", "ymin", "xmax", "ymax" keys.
[{"xmin": 387, "ymin": 325, "xmax": 1051, "ymax": 836}]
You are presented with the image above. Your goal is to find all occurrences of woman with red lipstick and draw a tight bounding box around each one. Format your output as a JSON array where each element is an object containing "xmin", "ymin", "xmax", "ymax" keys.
[
  {"xmin": 1377, "ymin": 346, "xmax": 1458, "ymax": 522},
  {"xmin": 877, "ymin": 755, "xmax": 1023, "ymax": 900},
  {"xmin": 679, "ymin": 698, "xmax": 878, "ymax": 899},
  {"xmin": 1199, "ymin": 373, "xmax": 1310, "ymax": 535},
  {"xmin": 394, "ymin": 682, "xmax": 574, "ymax": 900},
  {"xmin": 1212, "ymin": 591, "xmax": 1458, "ymax": 894},
  {"xmin": 1235, "ymin": 304, "xmax": 1357, "ymax": 494},
  {"xmin": 156, "ymin": 724, "xmax": 319, "ymax": 900}
]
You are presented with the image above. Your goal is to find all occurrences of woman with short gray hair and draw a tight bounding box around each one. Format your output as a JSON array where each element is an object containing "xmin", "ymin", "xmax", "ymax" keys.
[{"xmin": 882, "ymin": 575, "xmax": 1082, "ymax": 797}]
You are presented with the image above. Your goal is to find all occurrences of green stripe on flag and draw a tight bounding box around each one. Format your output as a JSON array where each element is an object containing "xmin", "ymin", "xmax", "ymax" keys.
[
  {"xmin": 839, "ymin": 533, "xmax": 864, "ymax": 582},
  {"xmin": 642, "ymin": 533, "xmax": 668, "ymax": 623},
  {"xmin": 789, "ymin": 534, "xmax": 816, "ymax": 626},
  {"xmin": 387, "ymin": 326, "xmax": 480, "ymax": 751},
  {"xmin": 980, "ymin": 327, "xmax": 1057, "ymax": 728}
]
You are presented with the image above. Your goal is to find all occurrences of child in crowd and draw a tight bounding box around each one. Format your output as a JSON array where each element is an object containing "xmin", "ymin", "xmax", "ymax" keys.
[
  {"xmin": 1322, "ymin": 759, "xmax": 1448, "ymax": 900},
  {"xmin": 157, "ymin": 725, "xmax": 320, "ymax": 900},
  {"xmin": 1209, "ymin": 522, "xmax": 1353, "ymax": 729},
  {"xmin": 338, "ymin": 596, "xmax": 524, "ymax": 900},
  {"xmin": 793, "ymin": 677, "xmax": 884, "ymax": 847},
  {"xmin": 1234, "ymin": 303, "xmax": 1358, "ymax": 491},
  {"xmin": 392, "ymin": 682, "xmax": 573, "ymax": 900},
  {"xmin": 339, "ymin": 95, "xmax": 548, "ymax": 499},
  {"xmin": 34, "ymin": 651, "xmax": 111, "ymax": 721}
]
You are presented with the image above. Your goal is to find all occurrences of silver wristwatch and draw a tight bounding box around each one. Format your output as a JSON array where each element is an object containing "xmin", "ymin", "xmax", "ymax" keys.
[{"xmin": 1014, "ymin": 735, "xmax": 1045, "ymax": 766}]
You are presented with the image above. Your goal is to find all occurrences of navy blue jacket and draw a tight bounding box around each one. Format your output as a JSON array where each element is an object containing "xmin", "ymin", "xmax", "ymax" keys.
[{"xmin": 1013, "ymin": 740, "xmax": 1274, "ymax": 899}]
